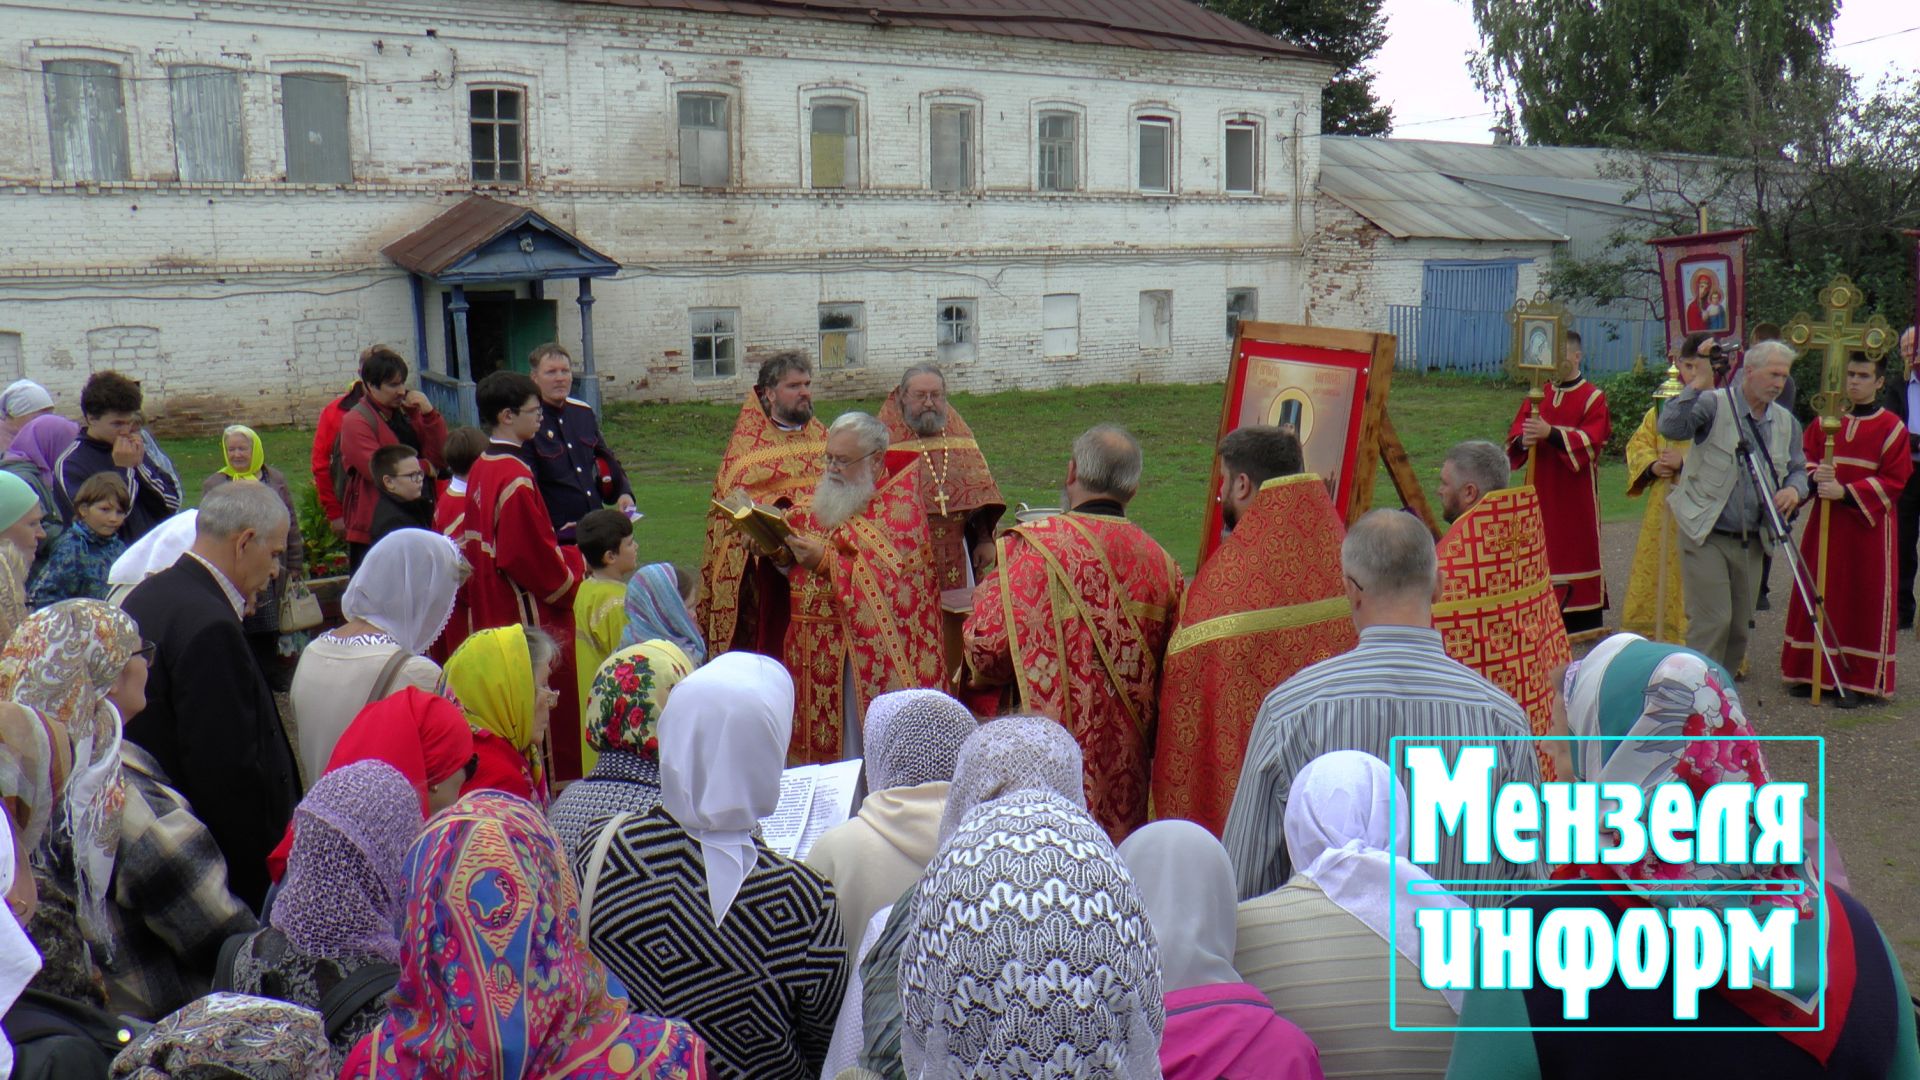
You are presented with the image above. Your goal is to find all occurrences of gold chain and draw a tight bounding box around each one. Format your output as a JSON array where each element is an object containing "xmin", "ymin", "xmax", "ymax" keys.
[{"xmin": 925, "ymin": 446, "xmax": 952, "ymax": 516}]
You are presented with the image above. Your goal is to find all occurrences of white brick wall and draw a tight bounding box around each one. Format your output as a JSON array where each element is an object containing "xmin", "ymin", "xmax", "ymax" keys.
[{"xmin": 0, "ymin": 0, "xmax": 1328, "ymax": 425}]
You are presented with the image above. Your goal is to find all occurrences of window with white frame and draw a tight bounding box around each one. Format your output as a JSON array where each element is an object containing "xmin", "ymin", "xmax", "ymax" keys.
[
  {"xmin": 678, "ymin": 92, "xmax": 730, "ymax": 187},
  {"xmin": 810, "ymin": 100, "xmax": 860, "ymax": 189},
  {"xmin": 280, "ymin": 73, "xmax": 351, "ymax": 183},
  {"xmin": 1225, "ymin": 121, "xmax": 1258, "ymax": 193},
  {"xmin": 690, "ymin": 308, "xmax": 739, "ymax": 380},
  {"xmin": 1043, "ymin": 294, "xmax": 1080, "ymax": 357},
  {"xmin": 1037, "ymin": 111, "xmax": 1078, "ymax": 192},
  {"xmin": 1227, "ymin": 288, "xmax": 1258, "ymax": 338},
  {"xmin": 929, "ymin": 104, "xmax": 974, "ymax": 192},
  {"xmin": 1136, "ymin": 116, "xmax": 1172, "ymax": 193},
  {"xmin": 169, "ymin": 66, "xmax": 243, "ymax": 181},
  {"xmin": 470, "ymin": 87, "xmax": 525, "ymax": 184},
  {"xmin": 44, "ymin": 60, "xmax": 129, "ymax": 182},
  {"xmin": 1139, "ymin": 290, "xmax": 1172, "ymax": 349},
  {"xmin": 937, "ymin": 298, "xmax": 977, "ymax": 364},
  {"xmin": 819, "ymin": 303, "xmax": 865, "ymax": 368}
]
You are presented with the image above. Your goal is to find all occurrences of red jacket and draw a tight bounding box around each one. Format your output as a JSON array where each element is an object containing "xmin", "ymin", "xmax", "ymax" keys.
[
  {"xmin": 338, "ymin": 400, "xmax": 448, "ymax": 545},
  {"xmin": 311, "ymin": 393, "xmax": 352, "ymax": 525}
]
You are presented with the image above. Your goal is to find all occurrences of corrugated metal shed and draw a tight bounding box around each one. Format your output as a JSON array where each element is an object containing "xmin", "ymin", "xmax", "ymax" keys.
[
  {"xmin": 559, "ymin": 0, "xmax": 1322, "ymax": 60},
  {"xmin": 1318, "ymin": 137, "xmax": 1666, "ymax": 243}
]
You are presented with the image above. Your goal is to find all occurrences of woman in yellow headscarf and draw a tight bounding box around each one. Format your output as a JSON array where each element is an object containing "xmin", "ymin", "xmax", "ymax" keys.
[
  {"xmin": 201, "ymin": 425, "xmax": 305, "ymax": 689},
  {"xmin": 446, "ymin": 624, "xmax": 560, "ymax": 806}
]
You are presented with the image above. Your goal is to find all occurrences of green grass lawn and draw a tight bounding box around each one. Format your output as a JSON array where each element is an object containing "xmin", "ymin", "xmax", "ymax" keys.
[{"xmin": 157, "ymin": 375, "xmax": 1642, "ymax": 575}]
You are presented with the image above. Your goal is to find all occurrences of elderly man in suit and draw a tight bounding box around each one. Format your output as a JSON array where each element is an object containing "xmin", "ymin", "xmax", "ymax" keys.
[{"xmin": 120, "ymin": 480, "xmax": 301, "ymax": 910}]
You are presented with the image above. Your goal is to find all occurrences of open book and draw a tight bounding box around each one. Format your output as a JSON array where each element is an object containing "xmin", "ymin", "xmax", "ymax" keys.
[
  {"xmin": 759, "ymin": 758, "xmax": 864, "ymax": 861},
  {"xmin": 713, "ymin": 489, "xmax": 794, "ymax": 559}
]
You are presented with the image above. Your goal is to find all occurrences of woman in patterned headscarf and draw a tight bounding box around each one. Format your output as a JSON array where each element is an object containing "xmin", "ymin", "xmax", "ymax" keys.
[
  {"xmin": 228, "ymin": 760, "xmax": 424, "ymax": 1066},
  {"xmin": 547, "ymin": 639, "xmax": 695, "ymax": 861},
  {"xmin": 339, "ymin": 790, "xmax": 709, "ymax": 1080},
  {"xmin": 621, "ymin": 563, "xmax": 706, "ymax": 664},
  {"xmin": 900, "ymin": 789, "xmax": 1163, "ymax": 1080},
  {"xmin": 112, "ymin": 992, "xmax": 330, "ymax": 1079},
  {"xmin": 447, "ymin": 624, "xmax": 560, "ymax": 806}
]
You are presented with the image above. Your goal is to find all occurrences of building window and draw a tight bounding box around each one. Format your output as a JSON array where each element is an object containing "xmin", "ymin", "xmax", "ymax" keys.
[
  {"xmin": 938, "ymin": 298, "xmax": 977, "ymax": 364},
  {"xmin": 1043, "ymin": 294, "xmax": 1080, "ymax": 357},
  {"xmin": 1139, "ymin": 290, "xmax": 1172, "ymax": 349},
  {"xmin": 929, "ymin": 104, "xmax": 974, "ymax": 192},
  {"xmin": 1227, "ymin": 288, "xmax": 1258, "ymax": 338},
  {"xmin": 677, "ymin": 92, "xmax": 730, "ymax": 188},
  {"xmin": 1037, "ymin": 111, "xmax": 1077, "ymax": 192},
  {"xmin": 168, "ymin": 66, "xmax": 243, "ymax": 182},
  {"xmin": 810, "ymin": 100, "xmax": 859, "ymax": 189},
  {"xmin": 690, "ymin": 308, "xmax": 739, "ymax": 380},
  {"xmin": 819, "ymin": 303, "xmax": 865, "ymax": 368},
  {"xmin": 43, "ymin": 60, "xmax": 129, "ymax": 182},
  {"xmin": 1225, "ymin": 121, "xmax": 1258, "ymax": 193},
  {"xmin": 281, "ymin": 73, "xmax": 351, "ymax": 183},
  {"xmin": 1137, "ymin": 117, "xmax": 1172, "ymax": 193},
  {"xmin": 470, "ymin": 87, "xmax": 524, "ymax": 184}
]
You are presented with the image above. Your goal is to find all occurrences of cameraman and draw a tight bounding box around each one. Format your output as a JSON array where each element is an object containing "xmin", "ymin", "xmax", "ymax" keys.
[{"xmin": 1658, "ymin": 338, "xmax": 1808, "ymax": 672}]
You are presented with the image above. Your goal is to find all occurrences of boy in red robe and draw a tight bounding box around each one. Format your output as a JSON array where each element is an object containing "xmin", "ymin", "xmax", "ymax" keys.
[
  {"xmin": 1782, "ymin": 355, "xmax": 1913, "ymax": 703},
  {"xmin": 1507, "ymin": 329, "xmax": 1611, "ymax": 641},
  {"xmin": 446, "ymin": 371, "xmax": 586, "ymax": 779}
]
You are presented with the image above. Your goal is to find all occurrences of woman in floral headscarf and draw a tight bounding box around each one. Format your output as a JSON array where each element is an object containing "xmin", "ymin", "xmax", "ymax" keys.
[
  {"xmin": 339, "ymin": 790, "xmax": 709, "ymax": 1079},
  {"xmin": 447, "ymin": 624, "xmax": 560, "ymax": 806},
  {"xmin": 547, "ymin": 640, "xmax": 695, "ymax": 861},
  {"xmin": 111, "ymin": 992, "xmax": 330, "ymax": 1079},
  {"xmin": 229, "ymin": 760, "xmax": 424, "ymax": 1066},
  {"xmin": 1445, "ymin": 634, "xmax": 1920, "ymax": 1080}
]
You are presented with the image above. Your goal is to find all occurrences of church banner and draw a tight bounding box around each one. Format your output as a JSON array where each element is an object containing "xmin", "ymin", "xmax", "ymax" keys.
[{"xmin": 1648, "ymin": 227, "xmax": 1756, "ymax": 358}]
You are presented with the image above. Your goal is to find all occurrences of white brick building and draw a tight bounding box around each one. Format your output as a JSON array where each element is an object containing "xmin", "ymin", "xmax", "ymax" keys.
[{"xmin": 0, "ymin": 0, "xmax": 1329, "ymax": 426}]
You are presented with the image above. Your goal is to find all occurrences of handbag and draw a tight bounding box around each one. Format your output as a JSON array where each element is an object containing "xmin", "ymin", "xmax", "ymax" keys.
[{"xmin": 279, "ymin": 578, "xmax": 323, "ymax": 632}]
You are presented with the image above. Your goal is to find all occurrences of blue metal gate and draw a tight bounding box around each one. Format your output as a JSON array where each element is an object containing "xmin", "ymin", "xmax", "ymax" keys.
[{"xmin": 1418, "ymin": 259, "xmax": 1523, "ymax": 372}]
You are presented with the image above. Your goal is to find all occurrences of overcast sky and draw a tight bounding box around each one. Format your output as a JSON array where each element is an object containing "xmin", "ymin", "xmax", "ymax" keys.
[{"xmin": 1371, "ymin": 0, "xmax": 1919, "ymax": 144}]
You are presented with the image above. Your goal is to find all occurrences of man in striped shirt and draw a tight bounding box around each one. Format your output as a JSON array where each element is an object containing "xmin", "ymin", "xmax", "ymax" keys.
[{"xmin": 1223, "ymin": 509, "xmax": 1545, "ymax": 904}]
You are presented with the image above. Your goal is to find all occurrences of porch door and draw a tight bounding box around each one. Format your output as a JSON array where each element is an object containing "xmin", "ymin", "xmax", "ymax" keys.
[
  {"xmin": 504, "ymin": 300, "xmax": 558, "ymax": 374},
  {"xmin": 451, "ymin": 293, "xmax": 557, "ymax": 380},
  {"xmin": 1418, "ymin": 260, "xmax": 1521, "ymax": 373}
]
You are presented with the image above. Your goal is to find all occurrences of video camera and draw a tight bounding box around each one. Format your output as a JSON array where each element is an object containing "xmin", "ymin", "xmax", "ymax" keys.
[{"xmin": 1702, "ymin": 339, "xmax": 1735, "ymax": 378}]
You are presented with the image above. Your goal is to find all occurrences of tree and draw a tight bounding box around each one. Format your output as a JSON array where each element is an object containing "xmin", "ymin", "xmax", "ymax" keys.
[
  {"xmin": 1469, "ymin": 0, "xmax": 1840, "ymax": 153},
  {"xmin": 1203, "ymin": 0, "xmax": 1393, "ymax": 136}
]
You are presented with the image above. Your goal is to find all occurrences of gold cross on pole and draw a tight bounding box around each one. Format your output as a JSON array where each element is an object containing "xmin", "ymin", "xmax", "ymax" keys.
[{"xmin": 1784, "ymin": 275, "xmax": 1894, "ymax": 426}]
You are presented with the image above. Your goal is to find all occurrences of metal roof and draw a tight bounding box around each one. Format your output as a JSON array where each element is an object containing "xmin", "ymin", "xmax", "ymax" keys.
[
  {"xmin": 382, "ymin": 195, "xmax": 619, "ymax": 283},
  {"xmin": 560, "ymin": 0, "xmax": 1322, "ymax": 60},
  {"xmin": 1318, "ymin": 137, "xmax": 1662, "ymax": 243}
]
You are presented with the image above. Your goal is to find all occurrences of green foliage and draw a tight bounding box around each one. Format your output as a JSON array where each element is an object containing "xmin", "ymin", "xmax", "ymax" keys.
[
  {"xmin": 1469, "ymin": 0, "xmax": 1840, "ymax": 154},
  {"xmin": 1200, "ymin": 0, "xmax": 1392, "ymax": 135},
  {"xmin": 1593, "ymin": 365, "xmax": 1668, "ymax": 458},
  {"xmin": 295, "ymin": 483, "xmax": 348, "ymax": 579}
]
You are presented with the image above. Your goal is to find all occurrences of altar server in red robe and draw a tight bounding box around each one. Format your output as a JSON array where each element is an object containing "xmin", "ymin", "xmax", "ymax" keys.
[{"xmin": 1508, "ymin": 329, "xmax": 1611, "ymax": 640}]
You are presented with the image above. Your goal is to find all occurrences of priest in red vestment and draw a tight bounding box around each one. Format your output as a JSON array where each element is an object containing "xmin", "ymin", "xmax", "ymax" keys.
[
  {"xmin": 781, "ymin": 411, "xmax": 943, "ymax": 764},
  {"xmin": 1507, "ymin": 330, "xmax": 1611, "ymax": 641},
  {"xmin": 1434, "ymin": 441, "xmax": 1571, "ymax": 780},
  {"xmin": 876, "ymin": 364, "xmax": 1004, "ymax": 681},
  {"xmin": 446, "ymin": 371, "xmax": 586, "ymax": 779},
  {"xmin": 699, "ymin": 351, "xmax": 826, "ymax": 659},
  {"xmin": 964, "ymin": 424, "xmax": 1183, "ymax": 841},
  {"xmin": 1152, "ymin": 426, "xmax": 1355, "ymax": 837},
  {"xmin": 1782, "ymin": 356, "xmax": 1913, "ymax": 702}
]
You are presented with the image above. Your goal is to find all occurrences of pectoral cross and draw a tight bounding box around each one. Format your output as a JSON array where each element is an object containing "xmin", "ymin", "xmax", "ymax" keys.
[{"xmin": 1784, "ymin": 275, "xmax": 1894, "ymax": 427}]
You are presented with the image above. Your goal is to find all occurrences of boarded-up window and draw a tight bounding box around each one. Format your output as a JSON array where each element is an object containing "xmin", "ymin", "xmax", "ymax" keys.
[
  {"xmin": 470, "ymin": 87, "xmax": 524, "ymax": 184},
  {"xmin": 811, "ymin": 101, "xmax": 858, "ymax": 189},
  {"xmin": 1043, "ymin": 293, "xmax": 1079, "ymax": 357},
  {"xmin": 929, "ymin": 105, "xmax": 972, "ymax": 191},
  {"xmin": 690, "ymin": 308, "xmax": 738, "ymax": 380},
  {"xmin": 678, "ymin": 93, "xmax": 729, "ymax": 187},
  {"xmin": 1225, "ymin": 122, "xmax": 1257, "ymax": 193},
  {"xmin": 937, "ymin": 298, "xmax": 977, "ymax": 364},
  {"xmin": 1037, "ymin": 111, "xmax": 1076, "ymax": 192},
  {"xmin": 44, "ymin": 60, "xmax": 129, "ymax": 182},
  {"xmin": 1140, "ymin": 290, "xmax": 1172, "ymax": 348},
  {"xmin": 1227, "ymin": 288, "xmax": 1258, "ymax": 338},
  {"xmin": 1137, "ymin": 117, "xmax": 1171, "ymax": 192},
  {"xmin": 169, "ymin": 66, "xmax": 243, "ymax": 182},
  {"xmin": 819, "ymin": 302, "xmax": 865, "ymax": 369},
  {"xmin": 281, "ymin": 73, "xmax": 350, "ymax": 184}
]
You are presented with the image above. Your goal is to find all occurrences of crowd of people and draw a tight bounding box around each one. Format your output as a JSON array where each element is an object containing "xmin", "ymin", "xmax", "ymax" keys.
[{"xmin": 0, "ymin": 328, "xmax": 1906, "ymax": 1080}]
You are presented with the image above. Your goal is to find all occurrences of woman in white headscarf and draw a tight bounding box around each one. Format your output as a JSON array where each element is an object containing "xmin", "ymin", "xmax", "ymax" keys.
[
  {"xmin": 900, "ymin": 789, "xmax": 1163, "ymax": 1080},
  {"xmin": 105, "ymin": 508, "xmax": 197, "ymax": 607},
  {"xmin": 574, "ymin": 651, "xmax": 847, "ymax": 1080},
  {"xmin": 1235, "ymin": 750, "xmax": 1465, "ymax": 1080},
  {"xmin": 1120, "ymin": 819, "xmax": 1324, "ymax": 1080},
  {"xmin": 287, "ymin": 530, "xmax": 467, "ymax": 782},
  {"xmin": 806, "ymin": 689, "xmax": 977, "ymax": 960}
]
